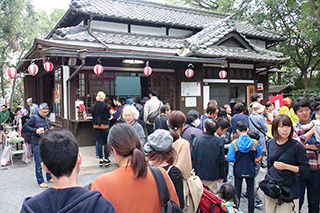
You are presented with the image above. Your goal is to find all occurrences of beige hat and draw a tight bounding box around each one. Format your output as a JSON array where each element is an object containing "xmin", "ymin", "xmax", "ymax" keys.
[{"xmin": 252, "ymin": 102, "xmax": 264, "ymax": 114}]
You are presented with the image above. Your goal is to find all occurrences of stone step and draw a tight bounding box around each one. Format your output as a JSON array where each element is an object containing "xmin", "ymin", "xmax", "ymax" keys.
[{"xmin": 79, "ymin": 146, "xmax": 118, "ymax": 175}]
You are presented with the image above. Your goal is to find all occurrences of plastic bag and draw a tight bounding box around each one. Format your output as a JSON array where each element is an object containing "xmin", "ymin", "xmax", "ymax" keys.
[
  {"xmin": 1, "ymin": 145, "xmax": 12, "ymax": 166},
  {"xmin": 22, "ymin": 143, "xmax": 31, "ymax": 164}
]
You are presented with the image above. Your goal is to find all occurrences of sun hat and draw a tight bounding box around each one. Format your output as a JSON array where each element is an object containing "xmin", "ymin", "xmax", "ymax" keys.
[{"xmin": 144, "ymin": 129, "xmax": 173, "ymax": 153}]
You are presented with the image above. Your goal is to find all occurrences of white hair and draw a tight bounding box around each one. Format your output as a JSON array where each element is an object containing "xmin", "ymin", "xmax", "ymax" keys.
[
  {"xmin": 96, "ymin": 91, "xmax": 106, "ymax": 102},
  {"xmin": 122, "ymin": 105, "xmax": 139, "ymax": 120}
]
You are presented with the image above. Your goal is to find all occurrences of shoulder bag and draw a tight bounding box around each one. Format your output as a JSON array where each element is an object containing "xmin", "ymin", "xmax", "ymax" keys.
[
  {"xmin": 149, "ymin": 166, "xmax": 183, "ymax": 213},
  {"xmin": 147, "ymin": 102, "xmax": 162, "ymax": 123}
]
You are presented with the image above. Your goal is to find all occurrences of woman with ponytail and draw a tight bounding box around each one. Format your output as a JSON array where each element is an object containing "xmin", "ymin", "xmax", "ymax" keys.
[
  {"xmin": 169, "ymin": 111, "xmax": 192, "ymax": 180},
  {"xmin": 91, "ymin": 123, "xmax": 179, "ymax": 212}
]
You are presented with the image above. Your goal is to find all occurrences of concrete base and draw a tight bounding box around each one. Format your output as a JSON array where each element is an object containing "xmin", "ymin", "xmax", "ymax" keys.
[{"xmin": 79, "ymin": 146, "xmax": 118, "ymax": 175}]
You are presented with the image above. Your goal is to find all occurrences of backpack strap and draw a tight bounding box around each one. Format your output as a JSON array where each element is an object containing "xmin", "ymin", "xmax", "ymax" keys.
[
  {"xmin": 232, "ymin": 141, "xmax": 239, "ymax": 152},
  {"xmin": 251, "ymin": 140, "xmax": 258, "ymax": 151},
  {"xmin": 149, "ymin": 166, "xmax": 170, "ymax": 206}
]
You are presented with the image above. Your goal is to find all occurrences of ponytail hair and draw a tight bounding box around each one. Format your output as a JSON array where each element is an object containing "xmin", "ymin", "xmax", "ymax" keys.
[
  {"xmin": 108, "ymin": 123, "xmax": 147, "ymax": 178},
  {"xmin": 169, "ymin": 110, "xmax": 186, "ymax": 142}
]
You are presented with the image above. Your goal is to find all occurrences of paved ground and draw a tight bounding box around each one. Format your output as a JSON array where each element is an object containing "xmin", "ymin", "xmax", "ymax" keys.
[{"xmin": 0, "ymin": 146, "xmax": 309, "ymax": 213}]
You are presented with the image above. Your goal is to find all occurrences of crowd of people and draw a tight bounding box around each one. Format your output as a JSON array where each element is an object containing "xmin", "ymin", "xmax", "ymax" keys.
[{"xmin": 16, "ymin": 90, "xmax": 320, "ymax": 213}]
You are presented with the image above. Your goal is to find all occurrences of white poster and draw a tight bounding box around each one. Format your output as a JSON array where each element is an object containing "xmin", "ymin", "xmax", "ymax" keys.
[
  {"xmin": 181, "ymin": 82, "xmax": 201, "ymax": 96},
  {"xmin": 185, "ymin": 97, "xmax": 197, "ymax": 107}
]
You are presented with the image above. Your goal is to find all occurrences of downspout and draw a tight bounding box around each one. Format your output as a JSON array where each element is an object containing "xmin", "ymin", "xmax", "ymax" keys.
[
  {"xmin": 66, "ymin": 49, "xmax": 87, "ymax": 129},
  {"xmin": 88, "ymin": 18, "xmax": 109, "ymax": 51}
]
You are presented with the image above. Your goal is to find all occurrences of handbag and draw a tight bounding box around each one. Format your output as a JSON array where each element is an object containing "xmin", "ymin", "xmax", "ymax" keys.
[
  {"xmin": 149, "ymin": 166, "xmax": 183, "ymax": 213},
  {"xmin": 183, "ymin": 171, "xmax": 204, "ymax": 213},
  {"xmin": 259, "ymin": 140, "xmax": 295, "ymax": 203}
]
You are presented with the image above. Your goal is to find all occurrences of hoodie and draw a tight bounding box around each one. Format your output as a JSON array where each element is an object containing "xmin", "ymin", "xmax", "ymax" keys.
[
  {"xmin": 227, "ymin": 135, "xmax": 262, "ymax": 179},
  {"xmin": 227, "ymin": 135, "xmax": 262, "ymax": 162},
  {"xmin": 20, "ymin": 187, "xmax": 115, "ymax": 213}
]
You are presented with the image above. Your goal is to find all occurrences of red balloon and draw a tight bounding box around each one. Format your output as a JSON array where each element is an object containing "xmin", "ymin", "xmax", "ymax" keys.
[
  {"xmin": 185, "ymin": 68, "xmax": 194, "ymax": 78},
  {"xmin": 6, "ymin": 67, "xmax": 16, "ymax": 79},
  {"xmin": 219, "ymin": 70, "xmax": 227, "ymax": 79},
  {"xmin": 28, "ymin": 64, "xmax": 38, "ymax": 76},
  {"xmin": 93, "ymin": 64, "xmax": 103, "ymax": 75},
  {"xmin": 44, "ymin": 61, "xmax": 53, "ymax": 72},
  {"xmin": 143, "ymin": 66, "xmax": 152, "ymax": 76}
]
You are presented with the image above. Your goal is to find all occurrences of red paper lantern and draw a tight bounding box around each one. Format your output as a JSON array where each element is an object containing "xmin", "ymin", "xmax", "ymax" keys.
[
  {"xmin": 143, "ymin": 66, "xmax": 152, "ymax": 76},
  {"xmin": 44, "ymin": 61, "xmax": 53, "ymax": 72},
  {"xmin": 219, "ymin": 70, "xmax": 227, "ymax": 79},
  {"xmin": 28, "ymin": 63, "xmax": 38, "ymax": 76},
  {"xmin": 93, "ymin": 64, "xmax": 103, "ymax": 75},
  {"xmin": 6, "ymin": 67, "xmax": 16, "ymax": 79},
  {"xmin": 185, "ymin": 68, "xmax": 194, "ymax": 78}
]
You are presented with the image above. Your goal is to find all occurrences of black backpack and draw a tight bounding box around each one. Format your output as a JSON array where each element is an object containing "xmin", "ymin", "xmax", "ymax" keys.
[{"xmin": 149, "ymin": 166, "xmax": 183, "ymax": 213}]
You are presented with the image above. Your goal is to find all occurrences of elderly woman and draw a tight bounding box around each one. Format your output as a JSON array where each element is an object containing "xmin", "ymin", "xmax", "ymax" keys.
[
  {"xmin": 91, "ymin": 91, "xmax": 111, "ymax": 167},
  {"xmin": 122, "ymin": 105, "xmax": 146, "ymax": 144}
]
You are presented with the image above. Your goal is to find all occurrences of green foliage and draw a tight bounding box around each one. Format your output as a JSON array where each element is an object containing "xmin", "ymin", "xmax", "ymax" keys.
[{"xmin": 0, "ymin": 0, "xmax": 65, "ymax": 107}]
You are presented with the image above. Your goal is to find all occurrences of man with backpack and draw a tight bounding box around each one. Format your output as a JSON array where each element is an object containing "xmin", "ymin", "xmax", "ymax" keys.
[
  {"xmin": 227, "ymin": 120, "xmax": 262, "ymax": 213},
  {"xmin": 143, "ymin": 88, "xmax": 163, "ymax": 135}
]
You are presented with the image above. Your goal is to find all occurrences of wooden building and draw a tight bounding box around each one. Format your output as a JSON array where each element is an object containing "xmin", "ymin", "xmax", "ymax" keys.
[{"xmin": 17, "ymin": 0, "xmax": 287, "ymax": 146}]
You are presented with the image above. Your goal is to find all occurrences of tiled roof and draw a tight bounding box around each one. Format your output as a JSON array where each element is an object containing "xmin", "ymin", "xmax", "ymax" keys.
[
  {"xmin": 179, "ymin": 17, "xmax": 287, "ymax": 62},
  {"xmin": 191, "ymin": 46, "xmax": 286, "ymax": 62},
  {"xmin": 51, "ymin": 22, "xmax": 287, "ymax": 63},
  {"xmin": 53, "ymin": 25, "xmax": 184, "ymax": 49},
  {"xmin": 69, "ymin": 0, "xmax": 283, "ymax": 40}
]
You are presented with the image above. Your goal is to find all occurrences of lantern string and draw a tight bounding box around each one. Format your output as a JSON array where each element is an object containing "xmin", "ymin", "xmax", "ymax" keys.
[{"xmin": 0, "ymin": 57, "xmax": 47, "ymax": 64}]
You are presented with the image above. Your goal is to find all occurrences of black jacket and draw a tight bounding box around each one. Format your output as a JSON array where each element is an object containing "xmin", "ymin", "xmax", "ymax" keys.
[
  {"xmin": 192, "ymin": 133, "xmax": 226, "ymax": 181},
  {"xmin": 91, "ymin": 101, "xmax": 110, "ymax": 125},
  {"xmin": 20, "ymin": 187, "xmax": 115, "ymax": 213},
  {"xmin": 21, "ymin": 114, "xmax": 50, "ymax": 146}
]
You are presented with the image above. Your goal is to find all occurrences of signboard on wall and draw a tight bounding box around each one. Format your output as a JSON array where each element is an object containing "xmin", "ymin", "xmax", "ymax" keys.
[
  {"xmin": 247, "ymin": 85, "xmax": 255, "ymax": 105},
  {"xmin": 257, "ymin": 83, "xmax": 263, "ymax": 90},
  {"xmin": 181, "ymin": 82, "xmax": 201, "ymax": 96}
]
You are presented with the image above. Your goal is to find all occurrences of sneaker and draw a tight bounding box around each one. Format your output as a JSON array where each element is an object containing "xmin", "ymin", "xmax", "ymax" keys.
[
  {"xmin": 241, "ymin": 192, "xmax": 248, "ymax": 199},
  {"xmin": 254, "ymin": 201, "xmax": 263, "ymax": 208},
  {"xmin": 39, "ymin": 182, "xmax": 48, "ymax": 188},
  {"xmin": 99, "ymin": 160, "xmax": 104, "ymax": 167},
  {"xmin": 47, "ymin": 178, "xmax": 53, "ymax": 183},
  {"xmin": 104, "ymin": 158, "xmax": 111, "ymax": 166}
]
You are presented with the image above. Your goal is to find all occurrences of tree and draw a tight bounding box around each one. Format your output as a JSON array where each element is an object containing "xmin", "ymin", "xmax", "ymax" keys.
[
  {"xmin": 165, "ymin": 0, "xmax": 320, "ymax": 89},
  {"xmin": 0, "ymin": 0, "xmax": 65, "ymax": 108}
]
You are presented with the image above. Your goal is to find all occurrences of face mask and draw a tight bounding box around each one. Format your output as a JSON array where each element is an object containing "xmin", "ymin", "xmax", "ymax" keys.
[{"xmin": 193, "ymin": 118, "xmax": 201, "ymax": 127}]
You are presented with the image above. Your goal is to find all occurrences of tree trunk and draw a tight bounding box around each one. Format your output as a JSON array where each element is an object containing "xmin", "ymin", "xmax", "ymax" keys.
[
  {"xmin": 10, "ymin": 76, "xmax": 17, "ymax": 108},
  {"xmin": 0, "ymin": 63, "xmax": 5, "ymax": 99},
  {"xmin": 303, "ymin": 69, "xmax": 309, "ymax": 89}
]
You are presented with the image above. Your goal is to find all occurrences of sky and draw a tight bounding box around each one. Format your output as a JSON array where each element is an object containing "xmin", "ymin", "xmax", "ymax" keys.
[{"xmin": 32, "ymin": 0, "xmax": 165, "ymax": 13}]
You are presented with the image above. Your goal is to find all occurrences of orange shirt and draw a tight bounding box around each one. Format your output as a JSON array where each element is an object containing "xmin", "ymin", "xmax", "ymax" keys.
[{"xmin": 91, "ymin": 166, "xmax": 179, "ymax": 213}]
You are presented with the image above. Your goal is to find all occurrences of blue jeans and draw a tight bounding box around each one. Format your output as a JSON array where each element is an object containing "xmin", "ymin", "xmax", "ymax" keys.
[
  {"xmin": 33, "ymin": 146, "xmax": 52, "ymax": 184},
  {"xmin": 298, "ymin": 169, "xmax": 320, "ymax": 213}
]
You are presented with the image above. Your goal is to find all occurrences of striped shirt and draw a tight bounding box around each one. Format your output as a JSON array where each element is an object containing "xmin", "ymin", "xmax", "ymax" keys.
[{"xmin": 293, "ymin": 120, "xmax": 320, "ymax": 170}]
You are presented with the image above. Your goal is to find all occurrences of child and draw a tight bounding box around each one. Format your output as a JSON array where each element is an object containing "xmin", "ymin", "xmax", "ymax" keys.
[
  {"xmin": 300, "ymin": 105, "xmax": 320, "ymax": 143},
  {"xmin": 218, "ymin": 183, "xmax": 239, "ymax": 213},
  {"xmin": 227, "ymin": 120, "xmax": 262, "ymax": 213}
]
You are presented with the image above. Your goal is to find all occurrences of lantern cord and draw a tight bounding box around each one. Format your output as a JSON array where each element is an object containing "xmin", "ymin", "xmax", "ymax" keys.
[{"xmin": 0, "ymin": 57, "xmax": 47, "ymax": 63}]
